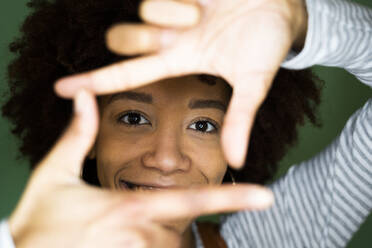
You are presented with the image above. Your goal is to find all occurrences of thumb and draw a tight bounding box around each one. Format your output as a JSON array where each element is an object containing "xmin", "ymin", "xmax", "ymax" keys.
[{"xmin": 41, "ymin": 89, "xmax": 99, "ymax": 181}]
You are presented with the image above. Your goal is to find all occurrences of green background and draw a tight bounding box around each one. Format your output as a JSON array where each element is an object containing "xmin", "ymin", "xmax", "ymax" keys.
[{"xmin": 0, "ymin": 0, "xmax": 371, "ymax": 247}]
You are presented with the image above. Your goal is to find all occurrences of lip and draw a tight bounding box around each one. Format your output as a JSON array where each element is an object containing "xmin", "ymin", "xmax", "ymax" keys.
[{"xmin": 118, "ymin": 179, "xmax": 181, "ymax": 190}]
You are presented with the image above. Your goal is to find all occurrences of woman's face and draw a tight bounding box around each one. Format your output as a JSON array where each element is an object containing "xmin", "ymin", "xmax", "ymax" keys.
[{"xmin": 90, "ymin": 75, "xmax": 231, "ymax": 233}]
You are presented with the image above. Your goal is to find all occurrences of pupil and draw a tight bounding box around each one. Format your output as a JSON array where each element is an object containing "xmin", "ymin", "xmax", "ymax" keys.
[
  {"xmin": 196, "ymin": 121, "xmax": 207, "ymax": 132},
  {"xmin": 128, "ymin": 113, "xmax": 140, "ymax": 124}
]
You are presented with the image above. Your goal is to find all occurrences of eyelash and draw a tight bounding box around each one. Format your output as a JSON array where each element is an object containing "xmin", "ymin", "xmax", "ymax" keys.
[
  {"xmin": 188, "ymin": 117, "xmax": 219, "ymax": 134},
  {"xmin": 117, "ymin": 110, "xmax": 151, "ymax": 127},
  {"xmin": 117, "ymin": 111, "xmax": 219, "ymax": 134}
]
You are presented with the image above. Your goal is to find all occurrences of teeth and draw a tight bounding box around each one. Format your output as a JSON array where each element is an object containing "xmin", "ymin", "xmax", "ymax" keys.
[
  {"xmin": 133, "ymin": 186, "xmax": 155, "ymax": 191},
  {"xmin": 120, "ymin": 180, "xmax": 160, "ymax": 191}
]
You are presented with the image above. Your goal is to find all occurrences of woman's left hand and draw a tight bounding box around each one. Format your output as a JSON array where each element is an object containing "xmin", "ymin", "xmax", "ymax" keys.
[{"xmin": 55, "ymin": 0, "xmax": 308, "ymax": 168}]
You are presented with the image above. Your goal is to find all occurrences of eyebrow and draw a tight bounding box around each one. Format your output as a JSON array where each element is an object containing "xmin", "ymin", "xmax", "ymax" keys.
[
  {"xmin": 107, "ymin": 92, "xmax": 226, "ymax": 112},
  {"xmin": 189, "ymin": 99, "xmax": 227, "ymax": 113},
  {"xmin": 107, "ymin": 91, "xmax": 153, "ymax": 104}
]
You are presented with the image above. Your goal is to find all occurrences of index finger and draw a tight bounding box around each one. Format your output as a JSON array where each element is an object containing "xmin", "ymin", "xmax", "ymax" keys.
[
  {"xmin": 54, "ymin": 53, "xmax": 182, "ymax": 98},
  {"xmin": 123, "ymin": 184, "xmax": 274, "ymax": 221}
]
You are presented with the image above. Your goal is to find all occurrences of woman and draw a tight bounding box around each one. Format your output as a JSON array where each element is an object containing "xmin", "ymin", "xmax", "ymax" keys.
[{"xmin": 1, "ymin": 0, "xmax": 371, "ymax": 247}]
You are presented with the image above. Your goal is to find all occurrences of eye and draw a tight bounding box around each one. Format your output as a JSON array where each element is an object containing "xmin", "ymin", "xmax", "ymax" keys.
[
  {"xmin": 188, "ymin": 119, "xmax": 218, "ymax": 134},
  {"xmin": 118, "ymin": 111, "xmax": 150, "ymax": 126}
]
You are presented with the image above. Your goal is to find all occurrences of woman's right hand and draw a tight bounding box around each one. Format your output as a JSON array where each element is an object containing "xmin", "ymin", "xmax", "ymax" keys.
[{"xmin": 8, "ymin": 90, "xmax": 273, "ymax": 248}]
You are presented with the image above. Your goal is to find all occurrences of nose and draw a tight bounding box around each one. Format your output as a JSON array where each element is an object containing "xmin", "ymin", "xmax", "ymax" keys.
[{"xmin": 141, "ymin": 128, "xmax": 191, "ymax": 174}]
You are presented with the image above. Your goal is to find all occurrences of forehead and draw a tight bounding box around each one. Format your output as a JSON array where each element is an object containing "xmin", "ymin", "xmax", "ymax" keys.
[
  {"xmin": 102, "ymin": 75, "xmax": 231, "ymax": 106},
  {"xmin": 150, "ymin": 75, "xmax": 230, "ymax": 99}
]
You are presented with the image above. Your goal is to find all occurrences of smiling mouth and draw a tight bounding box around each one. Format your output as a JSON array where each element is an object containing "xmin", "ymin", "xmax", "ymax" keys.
[{"xmin": 119, "ymin": 180, "xmax": 161, "ymax": 191}]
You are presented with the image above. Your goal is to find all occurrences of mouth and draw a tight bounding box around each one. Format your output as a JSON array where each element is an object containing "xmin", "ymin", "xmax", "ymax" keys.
[{"xmin": 119, "ymin": 180, "xmax": 164, "ymax": 191}]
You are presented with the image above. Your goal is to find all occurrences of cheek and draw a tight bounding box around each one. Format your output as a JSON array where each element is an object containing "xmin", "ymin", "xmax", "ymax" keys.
[
  {"xmin": 189, "ymin": 140, "xmax": 227, "ymax": 185},
  {"xmin": 208, "ymin": 159, "xmax": 228, "ymax": 184},
  {"xmin": 94, "ymin": 125, "xmax": 148, "ymax": 188}
]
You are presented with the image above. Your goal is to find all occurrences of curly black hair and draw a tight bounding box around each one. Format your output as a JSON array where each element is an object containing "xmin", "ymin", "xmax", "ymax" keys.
[{"xmin": 1, "ymin": 0, "xmax": 322, "ymax": 185}]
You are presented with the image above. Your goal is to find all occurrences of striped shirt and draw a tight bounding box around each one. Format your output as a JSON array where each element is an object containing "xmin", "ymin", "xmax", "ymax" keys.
[{"xmin": 213, "ymin": 0, "xmax": 372, "ymax": 247}]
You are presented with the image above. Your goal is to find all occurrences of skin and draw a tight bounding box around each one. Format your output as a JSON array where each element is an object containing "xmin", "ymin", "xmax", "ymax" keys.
[{"xmin": 90, "ymin": 75, "xmax": 232, "ymax": 247}]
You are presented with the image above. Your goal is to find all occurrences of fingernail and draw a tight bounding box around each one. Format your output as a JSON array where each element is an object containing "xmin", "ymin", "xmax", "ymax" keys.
[
  {"xmin": 55, "ymin": 76, "xmax": 78, "ymax": 98},
  {"xmin": 54, "ymin": 79, "xmax": 66, "ymax": 97},
  {"xmin": 230, "ymin": 142, "xmax": 245, "ymax": 168},
  {"xmin": 247, "ymin": 188, "xmax": 274, "ymax": 208},
  {"xmin": 223, "ymin": 127, "xmax": 247, "ymax": 168}
]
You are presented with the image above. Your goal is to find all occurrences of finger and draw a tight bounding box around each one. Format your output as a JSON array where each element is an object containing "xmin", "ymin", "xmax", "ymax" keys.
[
  {"xmin": 42, "ymin": 90, "xmax": 99, "ymax": 177},
  {"xmin": 55, "ymin": 52, "xmax": 188, "ymax": 98},
  {"xmin": 219, "ymin": 14, "xmax": 293, "ymax": 168},
  {"xmin": 121, "ymin": 184, "xmax": 273, "ymax": 221},
  {"xmin": 106, "ymin": 24, "xmax": 174, "ymax": 55},
  {"xmin": 140, "ymin": 0, "xmax": 201, "ymax": 28},
  {"xmin": 220, "ymin": 79, "xmax": 270, "ymax": 168}
]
